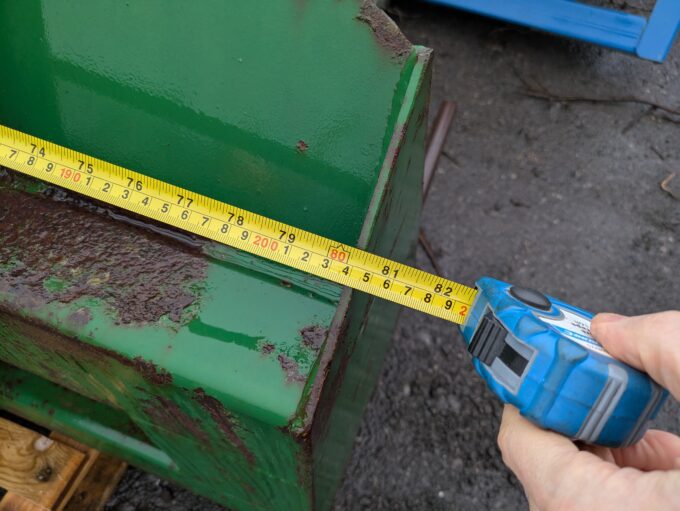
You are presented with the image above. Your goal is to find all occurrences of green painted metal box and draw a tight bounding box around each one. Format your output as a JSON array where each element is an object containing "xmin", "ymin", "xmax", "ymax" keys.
[{"xmin": 0, "ymin": 2, "xmax": 431, "ymax": 509}]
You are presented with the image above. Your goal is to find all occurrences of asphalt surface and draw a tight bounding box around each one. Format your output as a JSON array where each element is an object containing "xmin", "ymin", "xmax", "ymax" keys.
[{"xmin": 107, "ymin": 2, "xmax": 679, "ymax": 510}]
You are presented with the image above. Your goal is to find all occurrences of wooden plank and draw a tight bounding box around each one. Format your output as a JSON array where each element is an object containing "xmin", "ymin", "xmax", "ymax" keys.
[
  {"xmin": 48, "ymin": 434, "xmax": 100, "ymax": 511},
  {"xmin": 0, "ymin": 492, "xmax": 49, "ymax": 511},
  {"xmin": 0, "ymin": 418, "xmax": 84, "ymax": 508},
  {"xmin": 61, "ymin": 454, "xmax": 127, "ymax": 511}
]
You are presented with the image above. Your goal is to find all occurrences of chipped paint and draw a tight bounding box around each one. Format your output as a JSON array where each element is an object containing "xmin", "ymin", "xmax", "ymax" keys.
[{"xmin": 0, "ymin": 171, "xmax": 207, "ymax": 326}]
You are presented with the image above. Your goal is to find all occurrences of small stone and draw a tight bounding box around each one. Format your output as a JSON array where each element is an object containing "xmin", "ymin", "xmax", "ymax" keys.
[
  {"xmin": 416, "ymin": 330, "xmax": 433, "ymax": 346},
  {"xmin": 438, "ymin": 491, "xmax": 445, "ymax": 498},
  {"xmin": 448, "ymin": 395, "xmax": 461, "ymax": 413},
  {"xmin": 436, "ymin": 395, "xmax": 448, "ymax": 412},
  {"xmin": 34, "ymin": 436, "xmax": 54, "ymax": 452},
  {"xmin": 549, "ymin": 102, "xmax": 561, "ymax": 121}
]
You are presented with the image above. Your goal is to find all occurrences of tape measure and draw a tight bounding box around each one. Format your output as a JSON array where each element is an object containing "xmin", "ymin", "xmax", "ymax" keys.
[
  {"xmin": 462, "ymin": 277, "xmax": 667, "ymax": 447},
  {"xmin": 0, "ymin": 124, "xmax": 476, "ymax": 325},
  {"xmin": 0, "ymin": 124, "xmax": 668, "ymax": 447}
]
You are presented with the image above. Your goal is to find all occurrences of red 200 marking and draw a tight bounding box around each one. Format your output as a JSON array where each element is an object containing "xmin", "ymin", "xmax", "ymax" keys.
[
  {"xmin": 253, "ymin": 235, "xmax": 279, "ymax": 251},
  {"xmin": 60, "ymin": 167, "xmax": 81, "ymax": 183}
]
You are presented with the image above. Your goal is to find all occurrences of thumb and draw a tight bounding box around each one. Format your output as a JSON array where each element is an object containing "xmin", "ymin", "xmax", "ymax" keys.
[{"xmin": 591, "ymin": 311, "xmax": 680, "ymax": 400}]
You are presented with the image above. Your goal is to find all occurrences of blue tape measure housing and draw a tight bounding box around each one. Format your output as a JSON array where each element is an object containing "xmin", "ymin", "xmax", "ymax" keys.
[{"xmin": 460, "ymin": 277, "xmax": 668, "ymax": 447}]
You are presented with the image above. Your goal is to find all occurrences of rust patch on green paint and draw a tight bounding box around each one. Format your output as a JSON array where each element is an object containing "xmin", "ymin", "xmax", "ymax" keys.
[
  {"xmin": 130, "ymin": 357, "xmax": 173, "ymax": 386},
  {"xmin": 300, "ymin": 325, "xmax": 328, "ymax": 352},
  {"xmin": 66, "ymin": 307, "xmax": 92, "ymax": 328},
  {"xmin": 0, "ymin": 170, "xmax": 207, "ymax": 325},
  {"xmin": 356, "ymin": 1, "xmax": 411, "ymax": 60},
  {"xmin": 277, "ymin": 354, "xmax": 306, "ymax": 384},
  {"xmin": 192, "ymin": 388, "xmax": 256, "ymax": 466},
  {"xmin": 260, "ymin": 342, "xmax": 275, "ymax": 355},
  {"xmin": 142, "ymin": 395, "xmax": 209, "ymax": 443},
  {"xmin": 295, "ymin": 140, "xmax": 309, "ymax": 153},
  {"xmin": 0, "ymin": 311, "xmax": 172, "ymax": 387}
]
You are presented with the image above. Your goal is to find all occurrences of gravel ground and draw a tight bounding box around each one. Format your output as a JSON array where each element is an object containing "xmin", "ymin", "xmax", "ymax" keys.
[
  {"xmin": 335, "ymin": 2, "xmax": 680, "ymax": 510},
  {"xmin": 108, "ymin": 2, "xmax": 679, "ymax": 510}
]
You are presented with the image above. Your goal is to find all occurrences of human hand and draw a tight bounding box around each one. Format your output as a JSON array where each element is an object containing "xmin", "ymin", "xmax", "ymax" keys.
[{"xmin": 497, "ymin": 311, "xmax": 680, "ymax": 511}]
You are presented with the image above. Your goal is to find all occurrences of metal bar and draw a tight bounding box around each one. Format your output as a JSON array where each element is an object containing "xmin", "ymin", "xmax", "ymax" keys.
[
  {"xmin": 419, "ymin": 100, "xmax": 457, "ymax": 276},
  {"xmin": 418, "ymin": 231, "xmax": 444, "ymax": 276},
  {"xmin": 423, "ymin": 100, "xmax": 456, "ymax": 201},
  {"xmin": 423, "ymin": 0, "xmax": 646, "ymax": 53},
  {"xmin": 636, "ymin": 0, "xmax": 680, "ymax": 62},
  {"xmin": 0, "ymin": 363, "xmax": 175, "ymax": 476}
]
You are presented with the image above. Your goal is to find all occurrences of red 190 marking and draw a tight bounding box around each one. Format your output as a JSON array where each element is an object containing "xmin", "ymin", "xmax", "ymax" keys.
[
  {"xmin": 60, "ymin": 167, "xmax": 81, "ymax": 183},
  {"xmin": 253, "ymin": 235, "xmax": 279, "ymax": 251}
]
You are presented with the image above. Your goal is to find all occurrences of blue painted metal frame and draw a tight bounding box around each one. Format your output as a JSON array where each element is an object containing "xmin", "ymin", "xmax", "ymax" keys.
[{"xmin": 423, "ymin": 0, "xmax": 680, "ymax": 62}]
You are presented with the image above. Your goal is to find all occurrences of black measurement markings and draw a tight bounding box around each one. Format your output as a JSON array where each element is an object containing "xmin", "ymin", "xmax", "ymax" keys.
[{"xmin": 0, "ymin": 136, "xmax": 472, "ymax": 315}]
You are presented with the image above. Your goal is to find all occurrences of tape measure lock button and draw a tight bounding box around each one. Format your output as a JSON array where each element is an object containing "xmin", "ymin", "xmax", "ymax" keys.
[{"xmin": 509, "ymin": 285, "xmax": 552, "ymax": 311}]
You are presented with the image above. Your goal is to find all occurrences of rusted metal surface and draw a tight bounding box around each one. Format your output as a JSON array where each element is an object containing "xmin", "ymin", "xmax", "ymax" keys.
[
  {"xmin": 0, "ymin": 171, "xmax": 207, "ymax": 326},
  {"xmin": 0, "ymin": 311, "xmax": 170, "ymax": 394},
  {"xmin": 192, "ymin": 388, "xmax": 256, "ymax": 467},
  {"xmin": 141, "ymin": 395, "xmax": 210, "ymax": 444},
  {"xmin": 0, "ymin": 2, "xmax": 431, "ymax": 509},
  {"xmin": 300, "ymin": 49, "xmax": 433, "ymax": 511},
  {"xmin": 418, "ymin": 231, "xmax": 444, "ymax": 276},
  {"xmin": 300, "ymin": 326, "xmax": 329, "ymax": 352},
  {"xmin": 277, "ymin": 355, "xmax": 308, "ymax": 385},
  {"xmin": 357, "ymin": 1, "xmax": 412, "ymax": 59},
  {"xmin": 424, "ymin": 100, "xmax": 457, "ymax": 199}
]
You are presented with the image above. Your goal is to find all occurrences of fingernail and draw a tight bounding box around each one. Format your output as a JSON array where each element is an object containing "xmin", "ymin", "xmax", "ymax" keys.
[
  {"xmin": 591, "ymin": 314, "xmax": 627, "ymax": 338},
  {"xmin": 594, "ymin": 313, "xmax": 627, "ymax": 324}
]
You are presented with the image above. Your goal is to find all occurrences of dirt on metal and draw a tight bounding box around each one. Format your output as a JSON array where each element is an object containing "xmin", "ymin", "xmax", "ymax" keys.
[
  {"xmin": 0, "ymin": 170, "xmax": 207, "ymax": 325},
  {"xmin": 357, "ymin": 1, "xmax": 411, "ymax": 59}
]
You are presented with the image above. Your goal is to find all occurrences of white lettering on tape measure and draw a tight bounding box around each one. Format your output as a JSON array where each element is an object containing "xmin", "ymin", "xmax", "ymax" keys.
[{"xmin": 540, "ymin": 308, "xmax": 611, "ymax": 357}]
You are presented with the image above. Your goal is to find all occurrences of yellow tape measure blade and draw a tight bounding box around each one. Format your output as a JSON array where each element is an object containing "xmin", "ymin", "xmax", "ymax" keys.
[{"xmin": 0, "ymin": 124, "xmax": 477, "ymax": 324}]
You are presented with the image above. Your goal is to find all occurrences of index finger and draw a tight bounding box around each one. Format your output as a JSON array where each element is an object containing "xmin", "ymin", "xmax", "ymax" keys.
[{"xmin": 591, "ymin": 311, "xmax": 680, "ymax": 400}]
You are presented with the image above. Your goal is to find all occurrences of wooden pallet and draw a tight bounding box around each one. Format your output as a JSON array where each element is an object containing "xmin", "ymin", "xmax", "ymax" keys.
[{"xmin": 0, "ymin": 417, "xmax": 127, "ymax": 511}]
